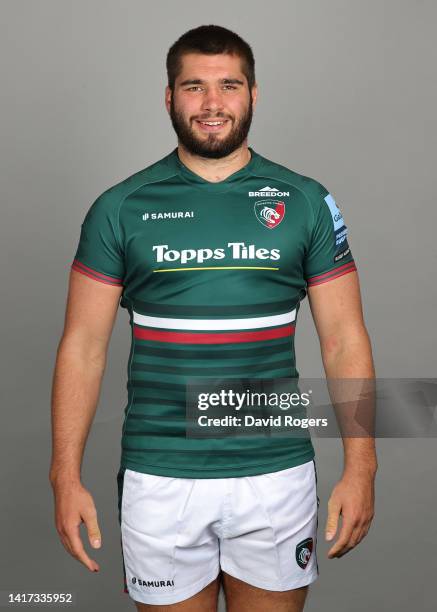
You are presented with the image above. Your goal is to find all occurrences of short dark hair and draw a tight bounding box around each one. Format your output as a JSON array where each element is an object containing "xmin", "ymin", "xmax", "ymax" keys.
[{"xmin": 166, "ymin": 25, "xmax": 256, "ymax": 91}]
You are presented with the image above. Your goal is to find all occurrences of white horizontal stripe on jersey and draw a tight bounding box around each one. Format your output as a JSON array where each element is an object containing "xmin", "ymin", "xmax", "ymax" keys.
[{"xmin": 132, "ymin": 309, "xmax": 296, "ymax": 331}]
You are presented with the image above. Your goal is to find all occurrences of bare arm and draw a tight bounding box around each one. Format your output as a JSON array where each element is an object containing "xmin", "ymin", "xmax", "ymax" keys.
[
  {"xmin": 49, "ymin": 269, "xmax": 123, "ymax": 571},
  {"xmin": 308, "ymin": 270, "xmax": 377, "ymax": 558}
]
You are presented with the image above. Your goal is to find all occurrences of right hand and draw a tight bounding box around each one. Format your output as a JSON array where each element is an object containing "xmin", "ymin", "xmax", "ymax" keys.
[{"xmin": 51, "ymin": 479, "xmax": 102, "ymax": 572}]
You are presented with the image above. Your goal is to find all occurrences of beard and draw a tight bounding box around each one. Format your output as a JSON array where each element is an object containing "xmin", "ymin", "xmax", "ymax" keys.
[{"xmin": 169, "ymin": 91, "xmax": 253, "ymax": 159}]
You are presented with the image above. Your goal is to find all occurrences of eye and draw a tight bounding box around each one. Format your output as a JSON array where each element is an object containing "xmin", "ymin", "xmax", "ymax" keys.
[{"xmin": 185, "ymin": 85, "xmax": 237, "ymax": 92}]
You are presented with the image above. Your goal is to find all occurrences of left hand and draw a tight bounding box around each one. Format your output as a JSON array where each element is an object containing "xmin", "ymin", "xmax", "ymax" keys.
[{"xmin": 325, "ymin": 469, "xmax": 375, "ymax": 558}]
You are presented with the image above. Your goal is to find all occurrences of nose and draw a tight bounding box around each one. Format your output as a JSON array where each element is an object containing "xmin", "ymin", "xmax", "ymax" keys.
[{"xmin": 200, "ymin": 87, "xmax": 225, "ymax": 115}]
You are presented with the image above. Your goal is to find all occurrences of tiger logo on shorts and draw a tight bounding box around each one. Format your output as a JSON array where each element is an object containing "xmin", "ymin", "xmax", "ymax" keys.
[{"xmin": 295, "ymin": 537, "xmax": 313, "ymax": 569}]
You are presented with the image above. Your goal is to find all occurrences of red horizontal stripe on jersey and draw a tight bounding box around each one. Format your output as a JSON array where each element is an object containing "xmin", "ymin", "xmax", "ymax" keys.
[
  {"xmin": 307, "ymin": 261, "xmax": 356, "ymax": 286},
  {"xmin": 71, "ymin": 259, "xmax": 123, "ymax": 286},
  {"xmin": 133, "ymin": 324, "xmax": 295, "ymax": 344}
]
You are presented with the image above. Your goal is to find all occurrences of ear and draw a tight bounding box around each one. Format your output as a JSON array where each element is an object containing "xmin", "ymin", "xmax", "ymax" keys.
[
  {"xmin": 165, "ymin": 86, "xmax": 172, "ymax": 114},
  {"xmin": 251, "ymin": 82, "xmax": 258, "ymax": 109}
]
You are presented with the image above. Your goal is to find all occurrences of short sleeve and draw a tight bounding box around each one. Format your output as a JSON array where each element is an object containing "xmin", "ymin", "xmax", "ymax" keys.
[
  {"xmin": 304, "ymin": 186, "xmax": 357, "ymax": 287},
  {"xmin": 71, "ymin": 192, "xmax": 125, "ymax": 286}
]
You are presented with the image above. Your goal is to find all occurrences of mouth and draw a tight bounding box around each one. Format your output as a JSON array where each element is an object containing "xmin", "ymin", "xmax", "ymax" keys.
[{"xmin": 195, "ymin": 119, "xmax": 230, "ymax": 133}]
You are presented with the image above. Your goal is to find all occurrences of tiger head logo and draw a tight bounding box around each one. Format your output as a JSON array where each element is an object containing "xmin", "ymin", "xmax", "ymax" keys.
[
  {"xmin": 295, "ymin": 538, "xmax": 313, "ymax": 569},
  {"xmin": 260, "ymin": 206, "xmax": 281, "ymax": 222},
  {"xmin": 254, "ymin": 200, "xmax": 285, "ymax": 229}
]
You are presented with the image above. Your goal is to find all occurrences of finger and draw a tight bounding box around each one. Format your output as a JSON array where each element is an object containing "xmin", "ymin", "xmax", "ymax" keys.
[
  {"xmin": 327, "ymin": 517, "xmax": 356, "ymax": 558},
  {"xmin": 66, "ymin": 524, "xmax": 100, "ymax": 572},
  {"xmin": 56, "ymin": 521, "xmax": 75, "ymax": 557},
  {"xmin": 348, "ymin": 517, "xmax": 372, "ymax": 548},
  {"xmin": 84, "ymin": 509, "xmax": 102, "ymax": 549},
  {"xmin": 59, "ymin": 532, "xmax": 74, "ymax": 557},
  {"xmin": 325, "ymin": 500, "xmax": 341, "ymax": 541},
  {"xmin": 361, "ymin": 521, "xmax": 371, "ymax": 538},
  {"xmin": 335, "ymin": 544, "xmax": 354, "ymax": 559},
  {"xmin": 336, "ymin": 525, "xmax": 364, "ymax": 558}
]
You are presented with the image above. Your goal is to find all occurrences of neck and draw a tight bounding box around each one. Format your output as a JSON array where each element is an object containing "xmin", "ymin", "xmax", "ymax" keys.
[{"xmin": 176, "ymin": 143, "xmax": 251, "ymax": 183}]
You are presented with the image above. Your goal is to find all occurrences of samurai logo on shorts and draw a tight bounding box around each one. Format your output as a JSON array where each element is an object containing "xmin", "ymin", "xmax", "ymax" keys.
[
  {"xmin": 254, "ymin": 200, "xmax": 285, "ymax": 229},
  {"xmin": 295, "ymin": 538, "xmax": 313, "ymax": 569}
]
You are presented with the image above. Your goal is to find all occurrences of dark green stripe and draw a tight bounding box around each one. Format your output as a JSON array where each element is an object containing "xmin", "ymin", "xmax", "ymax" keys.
[
  {"xmin": 132, "ymin": 298, "xmax": 296, "ymax": 317},
  {"xmin": 129, "ymin": 408, "xmax": 279, "ymax": 419},
  {"xmin": 128, "ymin": 380, "xmax": 186, "ymax": 392},
  {"xmin": 128, "ymin": 413, "xmax": 185, "ymax": 420},
  {"xmin": 124, "ymin": 429, "xmax": 308, "ymax": 439},
  {"xmin": 133, "ymin": 396, "xmax": 182, "ymax": 406},
  {"xmin": 128, "ymin": 368, "xmax": 298, "ymax": 391},
  {"xmin": 134, "ymin": 339, "xmax": 291, "ymax": 360},
  {"xmin": 124, "ymin": 429, "xmax": 185, "ymax": 437},
  {"xmin": 131, "ymin": 358, "xmax": 294, "ymax": 375},
  {"xmin": 121, "ymin": 444, "xmax": 310, "ymax": 454}
]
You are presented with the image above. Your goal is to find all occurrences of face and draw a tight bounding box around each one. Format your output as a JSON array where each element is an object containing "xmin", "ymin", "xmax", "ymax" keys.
[{"xmin": 165, "ymin": 53, "xmax": 257, "ymax": 159}]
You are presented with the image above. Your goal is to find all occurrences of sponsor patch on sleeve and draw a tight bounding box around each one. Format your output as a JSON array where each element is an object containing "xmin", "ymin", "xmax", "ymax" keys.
[
  {"xmin": 334, "ymin": 246, "xmax": 351, "ymax": 262},
  {"xmin": 324, "ymin": 194, "xmax": 351, "ymax": 262},
  {"xmin": 324, "ymin": 193, "xmax": 344, "ymax": 231},
  {"xmin": 335, "ymin": 225, "xmax": 348, "ymax": 247}
]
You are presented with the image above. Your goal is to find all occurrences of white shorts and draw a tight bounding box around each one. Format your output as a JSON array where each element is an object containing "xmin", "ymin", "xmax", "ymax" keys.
[{"xmin": 117, "ymin": 459, "xmax": 319, "ymax": 606}]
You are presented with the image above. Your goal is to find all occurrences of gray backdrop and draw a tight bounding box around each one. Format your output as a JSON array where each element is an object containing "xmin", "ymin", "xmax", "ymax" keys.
[{"xmin": 1, "ymin": 0, "xmax": 436, "ymax": 610}]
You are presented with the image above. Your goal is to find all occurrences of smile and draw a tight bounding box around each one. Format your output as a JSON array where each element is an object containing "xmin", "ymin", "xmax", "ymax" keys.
[{"xmin": 195, "ymin": 120, "xmax": 229, "ymax": 132}]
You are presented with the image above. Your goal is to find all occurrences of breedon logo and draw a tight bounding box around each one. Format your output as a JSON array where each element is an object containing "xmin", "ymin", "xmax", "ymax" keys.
[{"xmin": 248, "ymin": 186, "xmax": 290, "ymax": 197}]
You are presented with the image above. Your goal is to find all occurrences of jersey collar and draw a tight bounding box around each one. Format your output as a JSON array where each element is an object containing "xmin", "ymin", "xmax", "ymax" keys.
[{"xmin": 167, "ymin": 146, "xmax": 261, "ymax": 193}]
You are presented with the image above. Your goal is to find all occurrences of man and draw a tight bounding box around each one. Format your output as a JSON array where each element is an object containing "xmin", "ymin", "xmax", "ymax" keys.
[{"xmin": 50, "ymin": 24, "xmax": 377, "ymax": 612}]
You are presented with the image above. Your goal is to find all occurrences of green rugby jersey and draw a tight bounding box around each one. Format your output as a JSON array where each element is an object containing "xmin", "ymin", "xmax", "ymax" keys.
[{"xmin": 71, "ymin": 146, "xmax": 356, "ymax": 477}]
